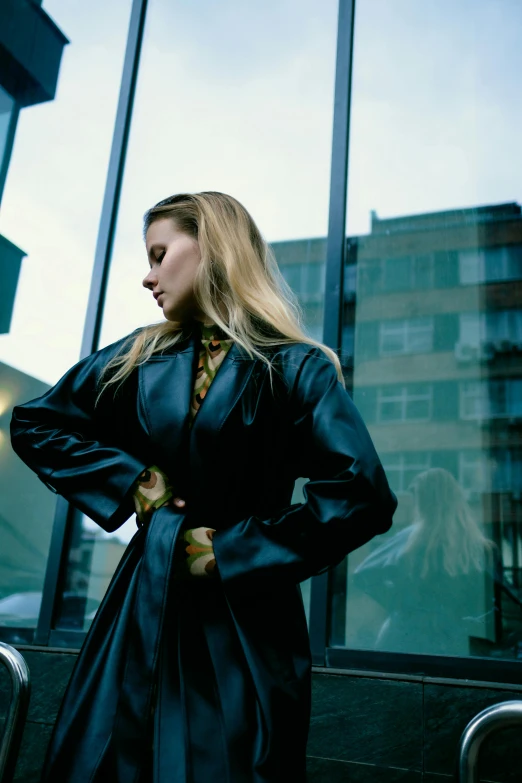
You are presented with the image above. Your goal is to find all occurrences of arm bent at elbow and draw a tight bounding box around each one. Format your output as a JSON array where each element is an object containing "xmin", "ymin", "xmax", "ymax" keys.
[
  {"xmin": 10, "ymin": 341, "xmax": 147, "ymax": 532},
  {"xmin": 213, "ymin": 347, "xmax": 397, "ymax": 594}
]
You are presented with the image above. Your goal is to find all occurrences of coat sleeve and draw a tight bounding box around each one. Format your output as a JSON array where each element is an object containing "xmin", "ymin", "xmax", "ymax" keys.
[
  {"xmin": 212, "ymin": 346, "xmax": 398, "ymax": 593},
  {"xmin": 10, "ymin": 340, "xmax": 147, "ymax": 532}
]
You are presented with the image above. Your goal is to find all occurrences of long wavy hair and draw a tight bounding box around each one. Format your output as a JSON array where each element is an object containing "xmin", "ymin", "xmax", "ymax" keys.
[
  {"xmin": 98, "ymin": 191, "xmax": 343, "ymax": 397},
  {"xmin": 404, "ymin": 468, "xmax": 495, "ymax": 577}
]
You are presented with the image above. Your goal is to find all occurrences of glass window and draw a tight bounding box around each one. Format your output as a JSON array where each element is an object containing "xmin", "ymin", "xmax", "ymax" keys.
[
  {"xmin": 344, "ymin": 262, "xmax": 357, "ymax": 298},
  {"xmin": 377, "ymin": 384, "xmax": 432, "ymax": 423},
  {"xmin": 380, "ymin": 317, "xmax": 433, "ymax": 355},
  {"xmin": 0, "ymin": 85, "xmax": 15, "ymax": 187},
  {"xmin": 382, "ymin": 452, "xmax": 432, "ymax": 495},
  {"xmin": 57, "ymin": 0, "xmax": 340, "ymax": 631},
  {"xmin": 413, "ymin": 254, "xmax": 433, "ymax": 289},
  {"xmin": 459, "ymin": 312, "xmax": 482, "ymax": 348},
  {"xmin": 0, "ymin": 0, "xmax": 131, "ymax": 634},
  {"xmin": 460, "ymin": 380, "xmax": 522, "ymax": 420},
  {"xmin": 333, "ymin": 0, "xmax": 522, "ymax": 662},
  {"xmin": 384, "ymin": 256, "xmax": 410, "ymax": 291},
  {"xmin": 459, "ymin": 246, "xmax": 522, "ymax": 285}
]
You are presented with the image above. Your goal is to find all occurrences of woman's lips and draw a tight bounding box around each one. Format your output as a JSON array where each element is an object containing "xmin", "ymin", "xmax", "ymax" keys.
[{"xmin": 156, "ymin": 294, "xmax": 164, "ymax": 306}]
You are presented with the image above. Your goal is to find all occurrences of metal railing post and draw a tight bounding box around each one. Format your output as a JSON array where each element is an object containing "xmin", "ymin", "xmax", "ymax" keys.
[
  {"xmin": 457, "ymin": 700, "xmax": 522, "ymax": 783},
  {"xmin": 0, "ymin": 643, "xmax": 30, "ymax": 783}
]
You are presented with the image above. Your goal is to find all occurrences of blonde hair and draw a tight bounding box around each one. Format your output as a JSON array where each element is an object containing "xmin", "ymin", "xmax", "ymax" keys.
[
  {"xmin": 405, "ymin": 468, "xmax": 495, "ymax": 577},
  {"xmin": 99, "ymin": 191, "xmax": 343, "ymax": 396}
]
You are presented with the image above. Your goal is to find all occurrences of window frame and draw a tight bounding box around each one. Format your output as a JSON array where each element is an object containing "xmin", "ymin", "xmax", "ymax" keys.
[
  {"xmin": 2, "ymin": 0, "xmax": 522, "ymax": 688},
  {"xmin": 376, "ymin": 383, "xmax": 433, "ymax": 423}
]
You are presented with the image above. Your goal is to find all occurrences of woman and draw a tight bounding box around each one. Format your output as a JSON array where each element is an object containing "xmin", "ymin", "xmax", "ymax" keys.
[
  {"xmin": 10, "ymin": 191, "xmax": 397, "ymax": 783},
  {"xmin": 353, "ymin": 467, "xmax": 497, "ymax": 656}
]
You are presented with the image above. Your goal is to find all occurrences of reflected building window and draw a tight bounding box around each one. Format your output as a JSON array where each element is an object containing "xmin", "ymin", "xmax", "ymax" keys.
[
  {"xmin": 379, "ymin": 317, "xmax": 434, "ymax": 356},
  {"xmin": 377, "ymin": 384, "xmax": 433, "ymax": 423},
  {"xmin": 381, "ymin": 452, "xmax": 431, "ymax": 495},
  {"xmin": 344, "ymin": 263, "xmax": 357, "ymax": 299},
  {"xmin": 459, "ymin": 245, "xmax": 522, "ymax": 285},
  {"xmin": 458, "ymin": 310, "xmax": 522, "ymax": 353},
  {"xmin": 460, "ymin": 380, "xmax": 522, "ymax": 420},
  {"xmin": 382, "ymin": 254, "xmax": 435, "ymax": 292}
]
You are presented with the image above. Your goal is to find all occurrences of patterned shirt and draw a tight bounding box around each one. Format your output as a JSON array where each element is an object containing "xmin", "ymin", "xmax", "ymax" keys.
[{"xmin": 132, "ymin": 321, "xmax": 234, "ymax": 578}]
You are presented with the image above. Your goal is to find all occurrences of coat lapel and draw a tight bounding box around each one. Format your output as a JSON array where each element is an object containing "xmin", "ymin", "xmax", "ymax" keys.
[
  {"xmin": 139, "ymin": 329, "xmax": 259, "ymax": 483},
  {"xmin": 138, "ymin": 332, "xmax": 198, "ymax": 477}
]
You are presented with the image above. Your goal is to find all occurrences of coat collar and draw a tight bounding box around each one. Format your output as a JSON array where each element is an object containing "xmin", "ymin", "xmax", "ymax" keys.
[{"xmin": 138, "ymin": 326, "xmax": 257, "ymax": 477}]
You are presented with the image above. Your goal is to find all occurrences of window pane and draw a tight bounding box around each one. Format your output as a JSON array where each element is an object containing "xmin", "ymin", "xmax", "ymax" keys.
[
  {"xmin": 379, "ymin": 400, "xmax": 403, "ymax": 422},
  {"xmin": 407, "ymin": 318, "xmax": 433, "ymax": 353},
  {"xmin": 406, "ymin": 398, "xmax": 430, "ymax": 421},
  {"xmin": 0, "ymin": 0, "xmax": 131, "ymax": 633},
  {"xmin": 333, "ymin": 0, "xmax": 522, "ymax": 661},
  {"xmin": 384, "ymin": 256, "xmax": 410, "ymax": 291},
  {"xmin": 413, "ymin": 255, "xmax": 432, "ymax": 289},
  {"xmin": 57, "ymin": 0, "xmax": 339, "ymax": 631},
  {"xmin": 459, "ymin": 249, "xmax": 483, "ymax": 285}
]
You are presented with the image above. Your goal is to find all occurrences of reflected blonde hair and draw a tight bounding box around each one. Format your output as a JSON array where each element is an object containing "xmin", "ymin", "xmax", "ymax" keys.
[
  {"xmin": 405, "ymin": 468, "xmax": 495, "ymax": 577},
  {"xmin": 99, "ymin": 191, "xmax": 343, "ymax": 397}
]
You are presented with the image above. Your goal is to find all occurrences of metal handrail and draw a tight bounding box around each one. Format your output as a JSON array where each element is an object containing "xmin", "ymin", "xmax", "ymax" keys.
[
  {"xmin": 457, "ymin": 700, "xmax": 522, "ymax": 783},
  {"xmin": 0, "ymin": 643, "xmax": 30, "ymax": 783}
]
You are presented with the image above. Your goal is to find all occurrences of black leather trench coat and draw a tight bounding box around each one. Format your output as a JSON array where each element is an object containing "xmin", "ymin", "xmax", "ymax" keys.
[{"xmin": 10, "ymin": 325, "xmax": 397, "ymax": 783}]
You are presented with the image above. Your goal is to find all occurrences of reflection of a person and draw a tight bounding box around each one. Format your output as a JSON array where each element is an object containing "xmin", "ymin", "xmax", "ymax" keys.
[{"xmin": 353, "ymin": 467, "xmax": 497, "ymax": 656}]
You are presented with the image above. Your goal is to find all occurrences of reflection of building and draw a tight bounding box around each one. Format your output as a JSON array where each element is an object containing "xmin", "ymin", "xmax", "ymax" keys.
[
  {"xmin": 0, "ymin": 0, "xmax": 67, "ymax": 332},
  {"xmin": 348, "ymin": 202, "xmax": 522, "ymax": 655},
  {"xmin": 271, "ymin": 238, "xmax": 327, "ymax": 342},
  {"xmin": 274, "ymin": 202, "xmax": 522, "ymax": 657},
  {"xmin": 0, "ymin": 1, "xmax": 67, "ymax": 626},
  {"xmin": 272, "ymin": 237, "xmax": 356, "ymax": 358},
  {"xmin": 352, "ymin": 206, "xmax": 522, "ymax": 497},
  {"xmin": 0, "ymin": 362, "xmax": 54, "ymax": 604},
  {"xmin": 61, "ymin": 527, "xmax": 127, "ymax": 630}
]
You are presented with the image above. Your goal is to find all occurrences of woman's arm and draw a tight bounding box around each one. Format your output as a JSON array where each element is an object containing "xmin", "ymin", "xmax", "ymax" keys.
[
  {"xmin": 10, "ymin": 341, "xmax": 147, "ymax": 532},
  {"xmin": 212, "ymin": 347, "xmax": 398, "ymax": 594}
]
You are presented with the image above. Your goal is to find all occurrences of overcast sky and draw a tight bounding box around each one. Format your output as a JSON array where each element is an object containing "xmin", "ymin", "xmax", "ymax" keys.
[{"xmin": 0, "ymin": 0, "xmax": 521, "ymax": 383}]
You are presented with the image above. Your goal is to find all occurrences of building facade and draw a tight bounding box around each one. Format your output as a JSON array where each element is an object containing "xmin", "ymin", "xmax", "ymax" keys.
[{"xmin": 1, "ymin": 1, "xmax": 522, "ymax": 781}]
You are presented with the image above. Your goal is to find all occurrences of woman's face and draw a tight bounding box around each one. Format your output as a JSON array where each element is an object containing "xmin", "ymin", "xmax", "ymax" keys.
[{"xmin": 143, "ymin": 218, "xmax": 205, "ymax": 323}]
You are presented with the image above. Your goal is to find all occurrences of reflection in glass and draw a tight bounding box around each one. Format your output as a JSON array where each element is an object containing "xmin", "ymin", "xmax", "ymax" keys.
[
  {"xmin": 353, "ymin": 468, "xmax": 497, "ymax": 656},
  {"xmin": 0, "ymin": 0, "xmax": 131, "ymax": 632},
  {"xmin": 60, "ymin": 0, "xmax": 339, "ymax": 631},
  {"xmin": 330, "ymin": 0, "xmax": 522, "ymax": 661},
  {"xmin": 58, "ymin": 515, "xmax": 138, "ymax": 631}
]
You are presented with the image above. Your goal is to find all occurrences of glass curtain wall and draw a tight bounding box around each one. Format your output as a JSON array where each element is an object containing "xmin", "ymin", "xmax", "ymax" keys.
[
  {"xmin": 0, "ymin": 0, "xmax": 131, "ymax": 636},
  {"xmin": 330, "ymin": 0, "xmax": 522, "ymax": 664},
  {"xmin": 56, "ymin": 0, "xmax": 339, "ymax": 631}
]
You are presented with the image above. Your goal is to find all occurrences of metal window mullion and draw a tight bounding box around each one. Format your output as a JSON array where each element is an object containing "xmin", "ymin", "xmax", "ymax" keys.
[
  {"xmin": 81, "ymin": 0, "xmax": 149, "ymax": 358},
  {"xmin": 308, "ymin": 0, "xmax": 356, "ymax": 666},
  {"xmin": 34, "ymin": 0, "xmax": 149, "ymax": 647}
]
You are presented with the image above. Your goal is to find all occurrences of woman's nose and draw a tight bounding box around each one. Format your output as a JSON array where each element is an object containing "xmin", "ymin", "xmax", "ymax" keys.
[{"xmin": 142, "ymin": 268, "xmax": 157, "ymax": 289}]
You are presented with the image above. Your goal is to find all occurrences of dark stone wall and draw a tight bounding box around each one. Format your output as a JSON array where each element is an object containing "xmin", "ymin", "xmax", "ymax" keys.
[
  {"xmin": 2, "ymin": 649, "xmax": 522, "ymax": 782},
  {"xmin": 0, "ymin": 647, "xmax": 77, "ymax": 782},
  {"xmin": 309, "ymin": 669, "xmax": 522, "ymax": 782}
]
